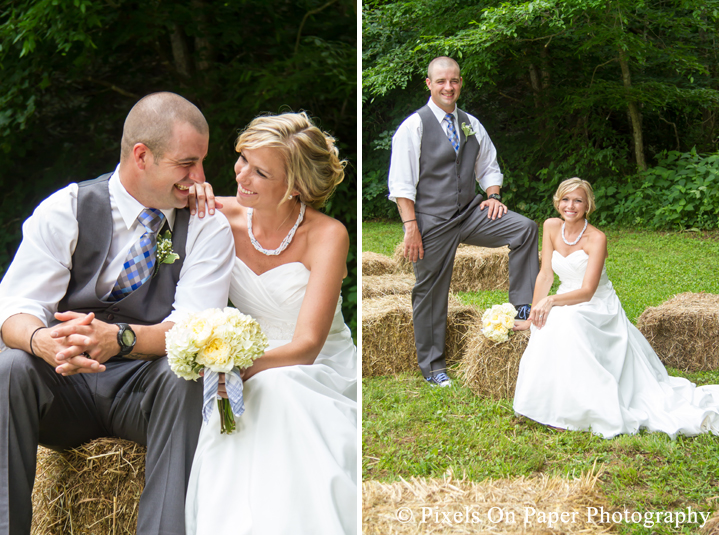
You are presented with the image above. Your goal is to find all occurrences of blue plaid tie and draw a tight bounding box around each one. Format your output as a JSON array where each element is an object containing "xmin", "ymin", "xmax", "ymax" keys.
[
  {"xmin": 444, "ymin": 113, "xmax": 460, "ymax": 153},
  {"xmin": 110, "ymin": 208, "xmax": 165, "ymax": 300}
]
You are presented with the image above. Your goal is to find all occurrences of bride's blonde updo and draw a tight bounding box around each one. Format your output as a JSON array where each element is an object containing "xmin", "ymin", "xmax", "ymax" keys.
[
  {"xmin": 235, "ymin": 111, "xmax": 346, "ymax": 209},
  {"xmin": 553, "ymin": 178, "xmax": 596, "ymax": 218}
]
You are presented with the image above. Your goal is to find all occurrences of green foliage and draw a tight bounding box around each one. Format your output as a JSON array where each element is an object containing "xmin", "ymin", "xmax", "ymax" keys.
[
  {"xmin": 363, "ymin": 221, "xmax": 719, "ymax": 322},
  {"xmin": 0, "ymin": 0, "xmax": 357, "ymax": 337},
  {"xmin": 362, "ymin": 169, "xmax": 397, "ymax": 220},
  {"xmin": 616, "ymin": 150, "xmax": 719, "ymax": 230},
  {"xmin": 362, "ymin": 0, "xmax": 719, "ymax": 229}
]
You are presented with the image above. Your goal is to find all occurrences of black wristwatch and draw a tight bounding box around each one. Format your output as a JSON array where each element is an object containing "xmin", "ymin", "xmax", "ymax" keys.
[
  {"xmin": 488, "ymin": 193, "xmax": 502, "ymax": 202},
  {"xmin": 116, "ymin": 323, "xmax": 137, "ymax": 356}
]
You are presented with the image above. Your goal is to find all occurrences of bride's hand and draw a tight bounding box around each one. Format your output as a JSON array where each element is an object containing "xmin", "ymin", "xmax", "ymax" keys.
[
  {"xmin": 529, "ymin": 297, "xmax": 553, "ymax": 329},
  {"xmin": 512, "ymin": 319, "xmax": 531, "ymax": 331},
  {"xmin": 200, "ymin": 369, "xmax": 229, "ymax": 398},
  {"xmin": 188, "ymin": 182, "xmax": 223, "ymax": 218},
  {"xmin": 240, "ymin": 365, "xmax": 257, "ymax": 382},
  {"xmin": 217, "ymin": 372, "xmax": 228, "ymax": 399}
]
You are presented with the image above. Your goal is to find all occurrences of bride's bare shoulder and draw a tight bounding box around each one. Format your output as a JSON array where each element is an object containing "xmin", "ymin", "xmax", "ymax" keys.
[
  {"xmin": 304, "ymin": 208, "xmax": 349, "ymax": 251},
  {"xmin": 585, "ymin": 223, "xmax": 607, "ymax": 255},
  {"xmin": 586, "ymin": 223, "xmax": 606, "ymax": 241},
  {"xmin": 543, "ymin": 217, "xmax": 563, "ymax": 232}
]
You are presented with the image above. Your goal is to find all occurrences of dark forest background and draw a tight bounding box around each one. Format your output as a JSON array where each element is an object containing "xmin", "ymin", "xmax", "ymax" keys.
[
  {"xmin": 363, "ymin": 0, "xmax": 719, "ymax": 232},
  {"xmin": 0, "ymin": 0, "xmax": 357, "ymax": 335}
]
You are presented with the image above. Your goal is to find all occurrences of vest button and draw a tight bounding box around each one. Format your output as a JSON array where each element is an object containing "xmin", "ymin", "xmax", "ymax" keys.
[
  {"xmin": 112, "ymin": 307, "xmax": 120, "ymax": 312},
  {"xmin": 107, "ymin": 314, "xmax": 115, "ymax": 321}
]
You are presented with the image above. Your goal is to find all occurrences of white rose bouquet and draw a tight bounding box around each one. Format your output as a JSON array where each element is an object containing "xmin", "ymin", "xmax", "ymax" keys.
[
  {"xmin": 166, "ymin": 307, "xmax": 269, "ymax": 434},
  {"xmin": 481, "ymin": 303, "xmax": 518, "ymax": 343}
]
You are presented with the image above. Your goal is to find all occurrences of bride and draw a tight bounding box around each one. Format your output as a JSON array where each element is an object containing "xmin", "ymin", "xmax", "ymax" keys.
[
  {"xmin": 185, "ymin": 112, "xmax": 357, "ymax": 534},
  {"xmin": 513, "ymin": 177, "xmax": 719, "ymax": 439}
]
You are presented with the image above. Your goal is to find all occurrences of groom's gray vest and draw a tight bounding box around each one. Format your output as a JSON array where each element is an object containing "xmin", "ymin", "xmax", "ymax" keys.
[
  {"xmin": 57, "ymin": 174, "xmax": 189, "ymax": 327},
  {"xmin": 415, "ymin": 105, "xmax": 481, "ymax": 220}
]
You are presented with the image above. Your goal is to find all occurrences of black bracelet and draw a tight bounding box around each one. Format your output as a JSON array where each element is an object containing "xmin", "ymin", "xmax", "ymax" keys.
[
  {"xmin": 402, "ymin": 219, "xmax": 417, "ymax": 224},
  {"xmin": 30, "ymin": 326, "xmax": 46, "ymax": 357}
]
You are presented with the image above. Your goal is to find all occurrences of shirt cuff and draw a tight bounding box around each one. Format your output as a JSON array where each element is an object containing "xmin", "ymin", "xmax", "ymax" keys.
[
  {"xmin": 388, "ymin": 186, "xmax": 417, "ymax": 204},
  {"xmin": 478, "ymin": 172, "xmax": 504, "ymax": 192}
]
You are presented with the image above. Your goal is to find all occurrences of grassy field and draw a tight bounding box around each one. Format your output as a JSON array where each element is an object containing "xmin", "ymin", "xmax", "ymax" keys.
[{"xmin": 362, "ymin": 221, "xmax": 719, "ymax": 534}]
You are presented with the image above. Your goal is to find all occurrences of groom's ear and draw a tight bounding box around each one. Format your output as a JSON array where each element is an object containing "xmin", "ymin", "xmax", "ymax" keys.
[{"xmin": 132, "ymin": 143, "xmax": 152, "ymax": 170}]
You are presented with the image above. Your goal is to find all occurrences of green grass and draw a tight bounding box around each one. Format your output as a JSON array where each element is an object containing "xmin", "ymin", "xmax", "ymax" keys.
[
  {"xmin": 363, "ymin": 221, "xmax": 719, "ymax": 322},
  {"xmin": 362, "ymin": 221, "xmax": 719, "ymax": 534}
]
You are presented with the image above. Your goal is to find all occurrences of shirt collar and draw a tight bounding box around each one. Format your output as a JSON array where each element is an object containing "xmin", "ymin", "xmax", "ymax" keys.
[
  {"xmin": 110, "ymin": 165, "xmax": 175, "ymax": 231},
  {"xmin": 427, "ymin": 97, "xmax": 457, "ymax": 124}
]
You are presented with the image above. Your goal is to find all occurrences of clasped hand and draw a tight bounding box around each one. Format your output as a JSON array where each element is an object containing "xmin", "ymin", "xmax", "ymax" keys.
[{"xmin": 41, "ymin": 311, "xmax": 120, "ymax": 375}]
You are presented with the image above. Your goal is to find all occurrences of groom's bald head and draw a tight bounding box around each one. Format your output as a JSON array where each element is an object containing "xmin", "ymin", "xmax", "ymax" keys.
[
  {"xmin": 120, "ymin": 92, "xmax": 208, "ymax": 162},
  {"xmin": 427, "ymin": 56, "xmax": 461, "ymax": 80}
]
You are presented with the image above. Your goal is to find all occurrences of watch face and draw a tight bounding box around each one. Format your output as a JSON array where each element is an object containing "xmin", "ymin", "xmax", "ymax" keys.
[{"xmin": 122, "ymin": 329, "xmax": 136, "ymax": 347}]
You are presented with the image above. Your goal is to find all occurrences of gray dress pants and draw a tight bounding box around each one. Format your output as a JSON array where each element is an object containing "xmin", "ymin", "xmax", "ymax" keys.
[
  {"xmin": 412, "ymin": 196, "xmax": 539, "ymax": 377},
  {"xmin": 0, "ymin": 351, "xmax": 203, "ymax": 535}
]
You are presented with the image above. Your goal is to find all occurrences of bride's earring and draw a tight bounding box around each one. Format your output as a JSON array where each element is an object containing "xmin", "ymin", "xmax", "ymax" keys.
[{"xmin": 288, "ymin": 195, "xmax": 293, "ymax": 200}]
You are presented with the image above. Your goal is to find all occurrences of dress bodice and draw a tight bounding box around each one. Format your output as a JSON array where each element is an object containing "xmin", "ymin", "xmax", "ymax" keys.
[
  {"xmin": 228, "ymin": 257, "xmax": 346, "ymax": 342},
  {"xmin": 552, "ymin": 250, "xmax": 612, "ymax": 296}
]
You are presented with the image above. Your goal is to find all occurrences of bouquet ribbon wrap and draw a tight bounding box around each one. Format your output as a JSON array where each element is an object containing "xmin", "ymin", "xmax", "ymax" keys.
[{"xmin": 202, "ymin": 368, "xmax": 245, "ymax": 423}]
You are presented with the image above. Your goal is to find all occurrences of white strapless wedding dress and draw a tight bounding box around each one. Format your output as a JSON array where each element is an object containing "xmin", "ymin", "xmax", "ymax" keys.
[
  {"xmin": 513, "ymin": 250, "xmax": 719, "ymax": 439},
  {"xmin": 185, "ymin": 258, "xmax": 357, "ymax": 534}
]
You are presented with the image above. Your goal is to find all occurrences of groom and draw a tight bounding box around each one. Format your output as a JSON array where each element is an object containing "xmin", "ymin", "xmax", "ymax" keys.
[
  {"xmin": 388, "ymin": 57, "xmax": 539, "ymax": 387},
  {"xmin": 0, "ymin": 92, "xmax": 235, "ymax": 534}
]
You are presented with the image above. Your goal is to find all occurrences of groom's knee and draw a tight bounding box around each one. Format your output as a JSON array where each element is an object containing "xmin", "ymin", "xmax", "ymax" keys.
[
  {"xmin": 147, "ymin": 357, "xmax": 203, "ymax": 409},
  {"xmin": 513, "ymin": 214, "xmax": 538, "ymax": 245}
]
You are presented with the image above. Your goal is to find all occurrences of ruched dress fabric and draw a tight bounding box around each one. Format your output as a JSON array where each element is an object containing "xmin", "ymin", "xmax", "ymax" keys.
[
  {"xmin": 185, "ymin": 257, "xmax": 357, "ymax": 534},
  {"xmin": 513, "ymin": 250, "xmax": 719, "ymax": 439}
]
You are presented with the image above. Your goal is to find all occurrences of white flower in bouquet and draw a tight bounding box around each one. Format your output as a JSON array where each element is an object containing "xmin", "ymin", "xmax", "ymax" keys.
[
  {"xmin": 188, "ymin": 308, "xmax": 222, "ymax": 347},
  {"xmin": 166, "ymin": 307, "xmax": 269, "ymax": 433},
  {"xmin": 481, "ymin": 303, "xmax": 518, "ymax": 344}
]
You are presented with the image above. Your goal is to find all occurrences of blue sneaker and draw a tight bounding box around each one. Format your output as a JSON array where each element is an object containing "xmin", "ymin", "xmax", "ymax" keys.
[
  {"xmin": 515, "ymin": 304, "xmax": 531, "ymax": 321},
  {"xmin": 425, "ymin": 372, "xmax": 452, "ymax": 387}
]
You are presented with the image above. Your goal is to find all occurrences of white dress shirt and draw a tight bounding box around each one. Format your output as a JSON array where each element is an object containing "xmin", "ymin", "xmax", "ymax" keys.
[
  {"xmin": 0, "ymin": 166, "xmax": 235, "ymax": 349},
  {"xmin": 387, "ymin": 97, "xmax": 504, "ymax": 203}
]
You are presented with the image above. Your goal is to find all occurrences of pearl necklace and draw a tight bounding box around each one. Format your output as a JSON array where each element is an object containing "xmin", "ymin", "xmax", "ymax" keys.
[
  {"xmin": 562, "ymin": 218, "xmax": 588, "ymax": 246},
  {"xmin": 247, "ymin": 202, "xmax": 306, "ymax": 256}
]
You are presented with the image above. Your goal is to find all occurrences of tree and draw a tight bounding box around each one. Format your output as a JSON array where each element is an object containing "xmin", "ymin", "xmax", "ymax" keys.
[
  {"xmin": 363, "ymin": 0, "xmax": 719, "ymax": 222},
  {"xmin": 0, "ymin": 0, "xmax": 358, "ymax": 334}
]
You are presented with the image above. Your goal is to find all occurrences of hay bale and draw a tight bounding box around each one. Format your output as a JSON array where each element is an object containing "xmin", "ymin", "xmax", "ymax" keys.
[
  {"xmin": 701, "ymin": 510, "xmax": 719, "ymax": 534},
  {"xmin": 451, "ymin": 246, "xmax": 510, "ymax": 292},
  {"xmin": 363, "ymin": 470, "xmax": 615, "ymax": 534},
  {"xmin": 637, "ymin": 292, "xmax": 719, "ymax": 372},
  {"xmin": 460, "ymin": 327, "xmax": 530, "ymax": 399},
  {"xmin": 392, "ymin": 242, "xmax": 413, "ymax": 274},
  {"xmin": 362, "ymin": 294, "xmax": 479, "ymax": 377},
  {"xmin": 362, "ymin": 274, "xmax": 415, "ymax": 299},
  {"xmin": 392, "ymin": 243, "xmax": 510, "ymax": 292},
  {"xmin": 32, "ymin": 438, "xmax": 145, "ymax": 535},
  {"xmin": 362, "ymin": 251, "xmax": 397, "ymax": 276}
]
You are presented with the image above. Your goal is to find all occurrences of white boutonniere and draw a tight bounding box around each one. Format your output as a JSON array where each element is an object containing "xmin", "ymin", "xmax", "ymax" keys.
[
  {"xmin": 155, "ymin": 231, "xmax": 180, "ymax": 275},
  {"xmin": 461, "ymin": 122, "xmax": 477, "ymax": 138}
]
